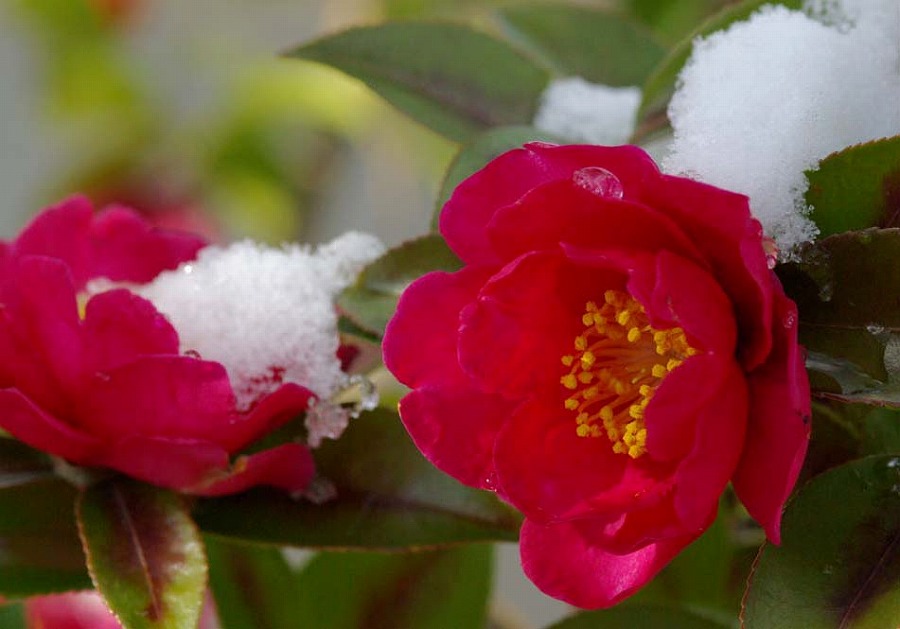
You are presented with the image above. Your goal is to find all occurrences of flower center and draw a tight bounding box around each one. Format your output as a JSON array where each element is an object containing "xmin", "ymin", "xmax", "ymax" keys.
[{"xmin": 560, "ymin": 290, "xmax": 697, "ymax": 459}]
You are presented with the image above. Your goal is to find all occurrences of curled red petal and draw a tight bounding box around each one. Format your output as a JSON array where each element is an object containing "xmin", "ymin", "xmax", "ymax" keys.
[
  {"xmin": 383, "ymin": 267, "xmax": 490, "ymax": 389},
  {"xmin": 80, "ymin": 356, "xmax": 236, "ymax": 444},
  {"xmin": 190, "ymin": 443, "xmax": 315, "ymax": 497},
  {"xmin": 732, "ymin": 291, "xmax": 810, "ymax": 543},
  {"xmin": 441, "ymin": 144, "xmax": 659, "ymax": 265},
  {"xmin": 487, "ymin": 179, "xmax": 703, "ymax": 266},
  {"xmin": 99, "ymin": 435, "xmax": 230, "ymax": 490},
  {"xmin": 83, "ymin": 289, "xmax": 180, "ymax": 373},
  {"xmin": 520, "ymin": 518, "xmax": 696, "ymax": 609},
  {"xmin": 459, "ymin": 250, "xmax": 619, "ymax": 397},
  {"xmin": 217, "ymin": 383, "xmax": 313, "ymax": 453},
  {"xmin": 398, "ymin": 385, "xmax": 509, "ymax": 491},
  {"xmin": 0, "ymin": 389, "xmax": 100, "ymax": 462}
]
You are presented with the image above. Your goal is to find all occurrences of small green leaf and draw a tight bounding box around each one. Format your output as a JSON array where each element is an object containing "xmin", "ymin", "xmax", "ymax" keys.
[
  {"xmin": 545, "ymin": 604, "xmax": 729, "ymax": 628},
  {"xmin": 743, "ymin": 456, "xmax": 900, "ymax": 628},
  {"xmin": 777, "ymin": 229, "xmax": 900, "ymax": 406},
  {"xmin": 292, "ymin": 545, "xmax": 493, "ymax": 629},
  {"xmin": 0, "ymin": 479, "xmax": 91, "ymax": 596},
  {"xmin": 77, "ymin": 479, "xmax": 207, "ymax": 629},
  {"xmin": 0, "ymin": 438, "xmax": 54, "ymax": 489},
  {"xmin": 339, "ymin": 234, "xmax": 462, "ymax": 337},
  {"xmin": 287, "ymin": 22, "xmax": 549, "ymax": 141},
  {"xmin": 807, "ymin": 135, "xmax": 900, "ymax": 237},
  {"xmin": 495, "ymin": 4, "xmax": 665, "ymax": 86},
  {"xmin": 195, "ymin": 408, "xmax": 521, "ymax": 550},
  {"xmin": 636, "ymin": 0, "xmax": 802, "ymax": 129},
  {"xmin": 433, "ymin": 125, "xmax": 561, "ymax": 229},
  {"xmin": 205, "ymin": 537, "xmax": 299, "ymax": 629}
]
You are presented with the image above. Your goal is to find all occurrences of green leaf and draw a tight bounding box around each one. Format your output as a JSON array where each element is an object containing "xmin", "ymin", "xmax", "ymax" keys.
[
  {"xmin": 495, "ymin": 4, "xmax": 665, "ymax": 86},
  {"xmin": 205, "ymin": 537, "xmax": 299, "ymax": 629},
  {"xmin": 338, "ymin": 234, "xmax": 462, "ymax": 337},
  {"xmin": 292, "ymin": 545, "xmax": 493, "ymax": 629},
  {"xmin": 195, "ymin": 408, "xmax": 521, "ymax": 550},
  {"xmin": 287, "ymin": 22, "xmax": 549, "ymax": 141},
  {"xmin": 0, "ymin": 438, "xmax": 54, "ymax": 488},
  {"xmin": 0, "ymin": 602, "xmax": 26, "ymax": 629},
  {"xmin": 77, "ymin": 479, "xmax": 207, "ymax": 629},
  {"xmin": 636, "ymin": 0, "xmax": 802, "ymax": 131},
  {"xmin": 545, "ymin": 604, "xmax": 729, "ymax": 628},
  {"xmin": 0, "ymin": 478, "xmax": 91, "ymax": 596},
  {"xmin": 432, "ymin": 125, "xmax": 561, "ymax": 229},
  {"xmin": 743, "ymin": 455, "xmax": 900, "ymax": 628},
  {"xmin": 807, "ymin": 136, "xmax": 900, "ymax": 237},
  {"xmin": 777, "ymin": 229, "xmax": 900, "ymax": 406}
]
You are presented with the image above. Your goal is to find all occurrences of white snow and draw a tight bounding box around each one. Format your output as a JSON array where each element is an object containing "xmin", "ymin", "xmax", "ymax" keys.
[
  {"xmin": 664, "ymin": 0, "xmax": 900, "ymax": 254},
  {"xmin": 135, "ymin": 232, "xmax": 385, "ymax": 410},
  {"xmin": 534, "ymin": 77, "xmax": 641, "ymax": 146}
]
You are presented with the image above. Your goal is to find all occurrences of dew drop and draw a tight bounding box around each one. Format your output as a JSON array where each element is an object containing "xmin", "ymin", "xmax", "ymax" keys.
[
  {"xmin": 181, "ymin": 264, "xmax": 194, "ymax": 275},
  {"xmin": 782, "ymin": 311, "xmax": 797, "ymax": 329},
  {"xmin": 887, "ymin": 457, "xmax": 900, "ymax": 469},
  {"xmin": 866, "ymin": 323, "xmax": 885, "ymax": 335},
  {"xmin": 572, "ymin": 167, "xmax": 624, "ymax": 199},
  {"xmin": 483, "ymin": 472, "xmax": 499, "ymax": 491}
]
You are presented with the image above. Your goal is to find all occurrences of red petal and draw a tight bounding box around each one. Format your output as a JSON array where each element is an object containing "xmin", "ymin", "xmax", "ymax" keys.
[
  {"xmin": 646, "ymin": 176, "xmax": 773, "ymax": 368},
  {"xmin": 671, "ymin": 360, "xmax": 747, "ymax": 532},
  {"xmin": 26, "ymin": 591, "xmax": 122, "ymax": 629},
  {"xmin": 440, "ymin": 144, "xmax": 660, "ymax": 265},
  {"xmin": 99, "ymin": 435, "xmax": 230, "ymax": 490},
  {"xmin": 83, "ymin": 289, "xmax": 179, "ymax": 372},
  {"xmin": 458, "ymin": 250, "xmax": 622, "ymax": 397},
  {"xmin": 0, "ymin": 389, "xmax": 99, "ymax": 462},
  {"xmin": 520, "ymin": 518, "xmax": 695, "ymax": 609},
  {"xmin": 732, "ymin": 291, "xmax": 810, "ymax": 543},
  {"xmin": 190, "ymin": 444, "xmax": 315, "ymax": 497},
  {"xmin": 217, "ymin": 383, "xmax": 313, "ymax": 452},
  {"xmin": 80, "ymin": 356, "xmax": 237, "ymax": 444},
  {"xmin": 493, "ymin": 397, "xmax": 671, "ymax": 523},
  {"xmin": 398, "ymin": 385, "xmax": 510, "ymax": 490},
  {"xmin": 382, "ymin": 267, "xmax": 489, "ymax": 389},
  {"xmin": 487, "ymin": 179, "xmax": 703, "ymax": 266}
]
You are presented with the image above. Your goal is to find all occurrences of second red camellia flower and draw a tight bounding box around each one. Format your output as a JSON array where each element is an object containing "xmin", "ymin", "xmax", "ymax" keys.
[
  {"xmin": 382, "ymin": 143, "xmax": 811, "ymax": 608},
  {"xmin": 0, "ymin": 197, "xmax": 316, "ymax": 496}
]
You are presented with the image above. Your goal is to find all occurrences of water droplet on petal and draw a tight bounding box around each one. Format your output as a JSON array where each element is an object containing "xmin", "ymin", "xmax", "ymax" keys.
[
  {"xmin": 572, "ymin": 167, "xmax": 624, "ymax": 199},
  {"xmin": 782, "ymin": 311, "xmax": 797, "ymax": 329},
  {"xmin": 483, "ymin": 471, "xmax": 498, "ymax": 491}
]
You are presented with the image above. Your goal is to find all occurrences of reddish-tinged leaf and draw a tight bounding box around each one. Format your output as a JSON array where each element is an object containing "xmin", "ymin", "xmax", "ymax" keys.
[
  {"xmin": 743, "ymin": 456, "xmax": 900, "ymax": 628},
  {"xmin": 77, "ymin": 479, "xmax": 206, "ymax": 629}
]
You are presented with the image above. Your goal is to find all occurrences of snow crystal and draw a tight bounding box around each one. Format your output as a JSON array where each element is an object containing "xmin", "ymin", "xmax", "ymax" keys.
[
  {"xmin": 534, "ymin": 77, "xmax": 641, "ymax": 146},
  {"xmin": 664, "ymin": 0, "xmax": 900, "ymax": 254},
  {"xmin": 136, "ymin": 232, "xmax": 385, "ymax": 410}
]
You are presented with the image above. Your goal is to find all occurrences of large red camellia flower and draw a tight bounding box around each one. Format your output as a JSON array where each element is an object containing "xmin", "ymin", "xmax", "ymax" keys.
[
  {"xmin": 383, "ymin": 143, "xmax": 810, "ymax": 608},
  {"xmin": 0, "ymin": 196, "xmax": 314, "ymax": 496}
]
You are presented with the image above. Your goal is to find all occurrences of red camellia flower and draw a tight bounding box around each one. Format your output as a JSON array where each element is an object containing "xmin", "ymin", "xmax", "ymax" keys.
[
  {"xmin": 0, "ymin": 196, "xmax": 314, "ymax": 495},
  {"xmin": 383, "ymin": 143, "xmax": 810, "ymax": 608}
]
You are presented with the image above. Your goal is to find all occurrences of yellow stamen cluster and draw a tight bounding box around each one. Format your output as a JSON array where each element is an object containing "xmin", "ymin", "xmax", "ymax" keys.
[{"xmin": 560, "ymin": 290, "xmax": 698, "ymax": 459}]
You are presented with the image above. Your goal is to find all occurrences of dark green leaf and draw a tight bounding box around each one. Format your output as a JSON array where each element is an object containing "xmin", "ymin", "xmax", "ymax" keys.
[
  {"xmin": 205, "ymin": 537, "xmax": 299, "ymax": 629},
  {"xmin": 77, "ymin": 479, "xmax": 206, "ymax": 629},
  {"xmin": 777, "ymin": 229, "xmax": 900, "ymax": 406},
  {"xmin": 807, "ymin": 135, "xmax": 900, "ymax": 237},
  {"xmin": 545, "ymin": 604, "xmax": 729, "ymax": 628},
  {"xmin": 338, "ymin": 234, "xmax": 462, "ymax": 337},
  {"xmin": 636, "ymin": 0, "xmax": 802, "ymax": 131},
  {"xmin": 0, "ymin": 438, "xmax": 54, "ymax": 489},
  {"xmin": 0, "ymin": 479, "xmax": 90, "ymax": 596},
  {"xmin": 287, "ymin": 22, "xmax": 549, "ymax": 141},
  {"xmin": 495, "ymin": 5, "xmax": 665, "ymax": 86},
  {"xmin": 0, "ymin": 602, "xmax": 26, "ymax": 629},
  {"xmin": 743, "ymin": 455, "xmax": 900, "ymax": 628},
  {"xmin": 195, "ymin": 408, "xmax": 521, "ymax": 550},
  {"xmin": 292, "ymin": 545, "xmax": 492, "ymax": 629},
  {"xmin": 433, "ymin": 125, "xmax": 561, "ymax": 229}
]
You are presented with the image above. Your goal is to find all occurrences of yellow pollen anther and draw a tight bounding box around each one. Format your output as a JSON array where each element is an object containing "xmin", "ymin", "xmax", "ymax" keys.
[{"xmin": 559, "ymin": 292, "xmax": 698, "ymax": 460}]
